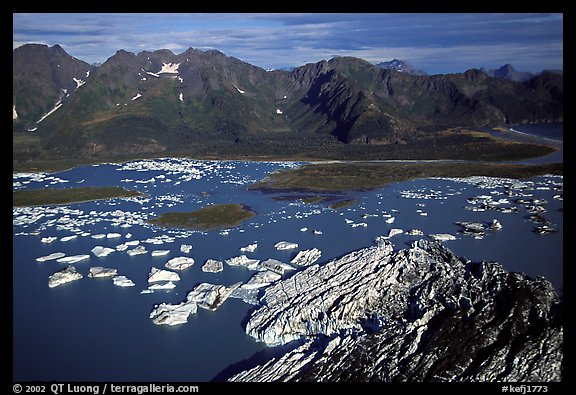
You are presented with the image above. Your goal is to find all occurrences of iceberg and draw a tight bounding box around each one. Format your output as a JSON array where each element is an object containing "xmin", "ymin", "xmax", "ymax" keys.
[
  {"xmin": 112, "ymin": 275, "xmax": 135, "ymax": 287},
  {"xmin": 151, "ymin": 250, "xmax": 170, "ymax": 257},
  {"xmin": 202, "ymin": 259, "xmax": 224, "ymax": 273},
  {"xmin": 41, "ymin": 237, "xmax": 57, "ymax": 243},
  {"xmin": 60, "ymin": 235, "xmax": 78, "ymax": 242},
  {"xmin": 150, "ymin": 301, "xmax": 197, "ymax": 326},
  {"xmin": 107, "ymin": 233, "xmax": 122, "ymax": 238},
  {"xmin": 36, "ymin": 252, "xmax": 66, "ymax": 262},
  {"xmin": 180, "ymin": 244, "xmax": 193, "ymax": 253},
  {"xmin": 187, "ymin": 282, "xmax": 242, "ymax": 311},
  {"xmin": 290, "ymin": 248, "xmax": 322, "ymax": 267},
  {"xmin": 242, "ymin": 271, "xmax": 282, "ymax": 289},
  {"xmin": 88, "ymin": 267, "xmax": 118, "ymax": 278},
  {"xmin": 148, "ymin": 267, "xmax": 180, "ymax": 283},
  {"xmin": 56, "ymin": 254, "xmax": 90, "ymax": 264},
  {"xmin": 126, "ymin": 245, "xmax": 147, "ymax": 256},
  {"xmin": 428, "ymin": 233, "xmax": 457, "ymax": 242},
  {"xmin": 48, "ymin": 266, "xmax": 83, "ymax": 288},
  {"xmin": 226, "ymin": 255, "xmax": 260, "ymax": 269},
  {"xmin": 274, "ymin": 241, "xmax": 299, "ymax": 251},
  {"xmin": 148, "ymin": 281, "xmax": 177, "ymax": 290},
  {"xmin": 91, "ymin": 246, "xmax": 116, "ymax": 257},
  {"xmin": 165, "ymin": 256, "xmax": 195, "ymax": 271},
  {"xmin": 240, "ymin": 243, "xmax": 258, "ymax": 253},
  {"xmin": 259, "ymin": 259, "xmax": 295, "ymax": 275}
]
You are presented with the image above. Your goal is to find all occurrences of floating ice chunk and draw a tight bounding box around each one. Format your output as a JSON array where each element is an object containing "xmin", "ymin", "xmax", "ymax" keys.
[
  {"xmin": 107, "ymin": 233, "xmax": 122, "ymax": 239},
  {"xmin": 242, "ymin": 270, "xmax": 282, "ymax": 289},
  {"xmin": 202, "ymin": 259, "xmax": 224, "ymax": 273},
  {"xmin": 60, "ymin": 235, "xmax": 78, "ymax": 242},
  {"xmin": 88, "ymin": 267, "xmax": 118, "ymax": 278},
  {"xmin": 91, "ymin": 246, "xmax": 115, "ymax": 257},
  {"xmin": 48, "ymin": 266, "xmax": 83, "ymax": 288},
  {"xmin": 180, "ymin": 244, "xmax": 192, "ymax": 254},
  {"xmin": 274, "ymin": 241, "xmax": 299, "ymax": 251},
  {"xmin": 313, "ymin": 230, "xmax": 323, "ymax": 235},
  {"xmin": 490, "ymin": 219, "xmax": 503, "ymax": 230},
  {"xmin": 113, "ymin": 275, "xmax": 135, "ymax": 287},
  {"xmin": 258, "ymin": 259, "xmax": 295, "ymax": 275},
  {"xmin": 385, "ymin": 228, "xmax": 404, "ymax": 239},
  {"xmin": 148, "ymin": 282, "xmax": 177, "ymax": 291},
  {"xmin": 36, "ymin": 252, "xmax": 66, "ymax": 262},
  {"xmin": 420, "ymin": 212, "xmax": 428, "ymax": 216},
  {"xmin": 148, "ymin": 267, "xmax": 180, "ymax": 283},
  {"xmin": 57, "ymin": 254, "xmax": 90, "ymax": 264},
  {"xmin": 41, "ymin": 237, "xmax": 57, "ymax": 243},
  {"xmin": 226, "ymin": 255, "xmax": 260, "ymax": 270},
  {"xmin": 92, "ymin": 234, "xmax": 106, "ymax": 239},
  {"xmin": 385, "ymin": 217, "xmax": 395, "ymax": 224},
  {"xmin": 165, "ymin": 256, "xmax": 195, "ymax": 271},
  {"xmin": 351, "ymin": 222, "xmax": 367, "ymax": 228},
  {"xmin": 290, "ymin": 248, "xmax": 322, "ymax": 267},
  {"xmin": 406, "ymin": 229, "xmax": 424, "ymax": 236},
  {"xmin": 300, "ymin": 227, "xmax": 308, "ymax": 232},
  {"xmin": 140, "ymin": 289, "xmax": 154, "ymax": 294},
  {"xmin": 150, "ymin": 301, "xmax": 197, "ymax": 326},
  {"xmin": 151, "ymin": 250, "xmax": 170, "ymax": 257},
  {"xmin": 126, "ymin": 245, "xmax": 147, "ymax": 256},
  {"xmin": 240, "ymin": 243, "xmax": 258, "ymax": 253},
  {"xmin": 345, "ymin": 219, "xmax": 354, "ymax": 224},
  {"xmin": 428, "ymin": 233, "xmax": 457, "ymax": 242},
  {"xmin": 187, "ymin": 282, "xmax": 242, "ymax": 311}
]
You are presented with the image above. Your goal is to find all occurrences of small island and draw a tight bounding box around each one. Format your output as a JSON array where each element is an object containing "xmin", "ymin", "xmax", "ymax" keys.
[
  {"xmin": 148, "ymin": 203, "xmax": 257, "ymax": 231},
  {"xmin": 13, "ymin": 186, "xmax": 146, "ymax": 207}
]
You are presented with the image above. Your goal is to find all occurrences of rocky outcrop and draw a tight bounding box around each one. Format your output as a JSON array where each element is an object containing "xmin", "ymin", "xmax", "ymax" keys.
[{"xmin": 230, "ymin": 240, "xmax": 562, "ymax": 382}]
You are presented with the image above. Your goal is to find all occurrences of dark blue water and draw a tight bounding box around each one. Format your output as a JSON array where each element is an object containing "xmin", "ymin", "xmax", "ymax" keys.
[{"xmin": 13, "ymin": 134, "xmax": 563, "ymax": 381}]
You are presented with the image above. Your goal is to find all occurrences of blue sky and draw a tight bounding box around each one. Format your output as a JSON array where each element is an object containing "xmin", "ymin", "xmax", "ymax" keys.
[{"xmin": 13, "ymin": 13, "xmax": 563, "ymax": 74}]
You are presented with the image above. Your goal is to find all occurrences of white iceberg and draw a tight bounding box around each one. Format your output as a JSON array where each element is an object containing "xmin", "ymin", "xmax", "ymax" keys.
[
  {"xmin": 240, "ymin": 243, "xmax": 258, "ymax": 253},
  {"xmin": 48, "ymin": 266, "xmax": 83, "ymax": 288},
  {"xmin": 150, "ymin": 301, "xmax": 197, "ymax": 326},
  {"xmin": 41, "ymin": 237, "xmax": 57, "ymax": 243},
  {"xmin": 91, "ymin": 246, "xmax": 116, "ymax": 257},
  {"xmin": 225, "ymin": 255, "xmax": 260, "ymax": 269},
  {"xmin": 88, "ymin": 267, "xmax": 118, "ymax": 278},
  {"xmin": 151, "ymin": 250, "xmax": 170, "ymax": 257},
  {"xmin": 242, "ymin": 270, "xmax": 282, "ymax": 290},
  {"xmin": 113, "ymin": 275, "xmax": 135, "ymax": 287},
  {"xmin": 36, "ymin": 252, "xmax": 66, "ymax": 262},
  {"xmin": 148, "ymin": 281, "xmax": 177, "ymax": 290},
  {"xmin": 180, "ymin": 244, "xmax": 192, "ymax": 253},
  {"xmin": 56, "ymin": 254, "xmax": 90, "ymax": 264},
  {"xmin": 259, "ymin": 259, "xmax": 295, "ymax": 275},
  {"xmin": 290, "ymin": 248, "xmax": 322, "ymax": 267},
  {"xmin": 202, "ymin": 259, "xmax": 224, "ymax": 273},
  {"xmin": 148, "ymin": 267, "xmax": 180, "ymax": 283},
  {"xmin": 91, "ymin": 234, "xmax": 106, "ymax": 239},
  {"xmin": 428, "ymin": 233, "xmax": 457, "ymax": 242},
  {"xmin": 107, "ymin": 233, "xmax": 122, "ymax": 239},
  {"xmin": 165, "ymin": 256, "xmax": 195, "ymax": 271},
  {"xmin": 187, "ymin": 282, "xmax": 242, "ymax": 311},
  {"xmin": 126, "ymin": 245, "xmax": 147, "ymax": 256},
  {"xmin": 60, "ymin": 235, "xmax": 78, "ymax": 242},
  {"xmin": 274, "ymin": 241, "xmax": 299, "ymax": 251},
  {"xmin": 385, "ymin": 217, "xmax": 396, "ymax": 224}
]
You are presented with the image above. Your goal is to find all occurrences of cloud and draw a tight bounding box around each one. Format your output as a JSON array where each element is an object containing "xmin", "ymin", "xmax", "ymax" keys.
[{"xmin": 13, "ymin": 13, "xmax": 563, "ymax": 73}]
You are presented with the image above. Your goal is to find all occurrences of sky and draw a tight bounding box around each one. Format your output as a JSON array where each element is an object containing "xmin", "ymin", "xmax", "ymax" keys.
[{"xmin": 12, "ymin": 13, "xmax": 563, "ymax": 74}]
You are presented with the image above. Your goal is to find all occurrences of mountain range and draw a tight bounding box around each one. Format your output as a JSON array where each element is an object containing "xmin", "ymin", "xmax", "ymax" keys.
[{"xmin": 13, "ymin": 44, "xmax": 563, "ymax": 163}]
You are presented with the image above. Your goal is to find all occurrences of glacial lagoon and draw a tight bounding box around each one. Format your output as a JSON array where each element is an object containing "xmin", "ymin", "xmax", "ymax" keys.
[{"xmin": 13, "ymin": 127, "xmax": 562, "ymax": 382}]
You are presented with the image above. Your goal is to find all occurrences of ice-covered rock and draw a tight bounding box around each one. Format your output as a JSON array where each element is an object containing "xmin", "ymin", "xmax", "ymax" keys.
[
  {"xmin": 56, "ymin": 254, "xmax": 90, "ymax": 264},
  {"xmin": 428, "ymin": 233, "xmax": 457, "ymax": 242},
  {"xmin": 151, "ymin": 250, "xmax": 170, "ymax": 257},
  {"xmin": 225, "ymin": 255, "xmax": 260, "ymax": 269},
  {"xmin": 290, "ymin": 248, "xmax": 322, "ymax": 267},
  {"xmin": 202, "ymin": 259, "xmax": 224, "ymax": 273},
  {"xmin": 88, "ymin": 267, "xmax": 118, "ymax": 278},
  {"xmin": 274, "ymin": 241, "xmax": 299, "ymax": 250},
  {"xmin": 148, "ymin": 267, "xmax": 180, "ymax": 283},
  {"xmin": 36, "ymin": 252, "xmax": 66, "ymax": 262},
  {"xmin": 165, "ymin": 256, "xmax": 195, "ymax": 271},
  {"xmin": 48, "ymin": 266, "xmax": 83, "ymax": 288},
  {"xmin": 112, "ymin": 275, "xmax": 135, "ymax": 287},
  {"xmin": 150, "ymin": 301, "xmax": 198, "ymax": 326},
  {"xmin": 231, "ymin": 240, "xmax": 563, "ymax": 382},
  {"xmin": 240, "ymin": 243, "xmax": 258, "ymax": 253},
  {"xmin": 91, "ymin": 246, "xmax": 116, "ymax": 257},
  {"xmin": 187, "ymin": 282, "xmax": 242, "ymax": 311}
]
